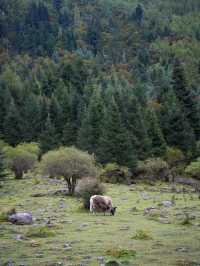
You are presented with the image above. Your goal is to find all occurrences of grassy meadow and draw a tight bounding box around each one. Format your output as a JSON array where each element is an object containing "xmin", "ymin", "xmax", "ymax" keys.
[{"xmin": 0, "ymin": 176, "xmax": 200, "ymax": 266}]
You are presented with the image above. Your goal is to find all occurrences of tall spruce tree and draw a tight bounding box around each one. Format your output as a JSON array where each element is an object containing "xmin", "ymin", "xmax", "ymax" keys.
[
  {"xmin": 98, "ymin": 96, "xmax": 137, "ymax": 169},
  {"xmin": 49, "ymin": 95, "xmax": 63, "ymax": 141},
  {"xmin": 172, "ymin": 59, "xmax": 200, "ymax": 139},
  {"xmin": 3, "ymin": 99, "xmax": 22, "ymax": 145},
  {"xmin": 0, "ymin": 148, "xmax": 7, "ymax": 179},
  {"xmin": 62, "ymin": 90, "xmax": 85, "ymax": 146},
  {"xmin": 77, "ymin": 88, "xmax": 104, "ymax": 154},
  {"xmin": 125, "ymin": 92, "xmax": 151, "ymax": 159},
  {"xmin": 40, "ymin": 114, "xmax": 58, "ymax": 153},
  {"xmin": 160, "ymin": 89, "xmax": 196, "ymax": 153},
  {"xmin": 21, "ymin": 93, "xmax": 41, "ymax": 142},
  {"xmin": 146, "ymin": 107, "xmax": 167, "ymax": 157}
]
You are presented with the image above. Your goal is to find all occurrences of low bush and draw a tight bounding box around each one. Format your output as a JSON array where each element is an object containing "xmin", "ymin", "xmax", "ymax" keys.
[
  {"xmin": 101, "ymin": 163, "xmax": 131, "ymax": 184},
  {"xmin": 136, "ymin": 158, "xmax": 170, "ymax": 181},
  {"xmin": 0, "ymin": 148, "xmax": 7, "ymax": 180},
  {"xmin": 40, "ymin": 147, "xmax": 99, "ymax": 195},
  {"xmin": 164, "ymin": 147, "xmax": 185, "ymax": 167},
  {"xmin": 3, "ymin": 143, "xmax": 39, "ymax": 179},
  {"xmin": 180, "ymin": 213, "xmax": 193, "ymax": 226},
  {"xmin": 185, "ymin": 157, "xmax": 200, "ymax": 179},
  {"xmin": 0, "ymin": 208, "xmax": 16, "ymax": 222},
  {"xmin": 132, "ymin": 229, "xmax": 152, "ymax": 240},
  {"xmin": 76, "ymin": 177, "xmax": 105, "ymax": 209},
  {"xmin": 196, "ymin": 140, "xmax": 200, "ymax": 157},
  {"xmin": 106, "ymin": 249, "xmax": 136, "ymax": 259}
]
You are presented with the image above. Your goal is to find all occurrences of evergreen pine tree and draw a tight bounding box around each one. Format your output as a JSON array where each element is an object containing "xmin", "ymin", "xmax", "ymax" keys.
[
  {"xmin": 21, "ymin": 93, "xmax": 41, "ymax": 142},
  {"xmin": 0, "ymin": 148, "xmax": 7, "ymax": 179},
  {"xmin": 40, "ymin": 114, "xmax": 58, "ymax": 153},
  {"xmin": 62, "ymin": 91, "xmax": 82, "ymax": 146},
  {"xmin": 49, "ymin": 95, "xmax": 63, "ymax": 141},
  {"xmin": 126, "ymin": 93, "xmax": 151, "ymax": 159},
  {"xmin": 172, "ymin": 59, "xmax": 200, "ymax": 139},
  {"xmin": 160, "ymin": 89, "xmax": 196, "ymax": 153},
  {"xmin": 3, "ymin": 99, "xmax": 22, "ymax": 145},
  {"xmin": 98, "ymin": 97, "xmax": 137, "ymax": 170},
  {"xmin": 146, "ymin": 107, "xmax": 167, "ymax": 157},
  {"xmin": 77, "ymin": 88, "xmax": 104, "ymax": 155}
]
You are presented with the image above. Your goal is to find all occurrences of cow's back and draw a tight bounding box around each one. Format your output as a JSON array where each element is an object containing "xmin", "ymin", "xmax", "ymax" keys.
[{"xmin": 90, "ymin": 195, "xmax": 113, "ymax": 212}]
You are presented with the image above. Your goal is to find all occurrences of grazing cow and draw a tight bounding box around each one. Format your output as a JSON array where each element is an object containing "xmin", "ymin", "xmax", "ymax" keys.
[{"xmin": 90, "ymin": 195, "xmax": 117, "ymax": 216}]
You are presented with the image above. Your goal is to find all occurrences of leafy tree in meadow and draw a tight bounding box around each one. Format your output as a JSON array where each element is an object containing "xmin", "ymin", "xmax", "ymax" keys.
[
  {"xmin": 3, "ymin": 142, "xmax": 39, "ymax": 179},
  {"xmin": 40, "ymin": 147, "xmax": 98, "ymax": 195}
]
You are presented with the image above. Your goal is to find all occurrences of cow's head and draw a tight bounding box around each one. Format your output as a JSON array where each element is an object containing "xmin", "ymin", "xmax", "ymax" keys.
[{"xmin": 110, "ymin": 207, "xmax": 117, "ymax": 216}]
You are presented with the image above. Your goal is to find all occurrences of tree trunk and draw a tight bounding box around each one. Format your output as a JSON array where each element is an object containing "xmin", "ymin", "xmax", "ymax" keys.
[{"xmin": 14, "ymin": 169, "xmax": 23, "ymax": 179}]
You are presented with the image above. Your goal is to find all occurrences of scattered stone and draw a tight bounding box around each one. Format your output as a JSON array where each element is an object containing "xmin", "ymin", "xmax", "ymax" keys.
[
  {"xmin": 83, "ymin": 256, "xmax": 92, "ymax": 260},
  {"xmin": 5, "ymin": 260, "xmax": 15, "ymax": 266},
  {"xmin": 60, "ymin": 219, "xmax": 73, "ymax": 224},
  {"xmin": 176, "ymin": 247, "xmax": 189, "ymax": 252},
  {"xmin": 55, "ymin": 262, "xmax": 63, "ymax": 266},
  {"xmin": 30, "ymin": 240, "xmax": 40, "ymax": 247},
  {"xmin": 97, "ymin": 257, "xmax": 105, "ymax": 266},
  {"xmin": 14, "ymin": 234, "xmax": 25, "ymax": 241},
  {"xmin": 8, "ymin": 212, "xmax": 33, "ymax": 225},
  {"xmin": 35, "ymin": 253, "xmax": 44, "ymax": 258},
  {"xmin": 144, "ymin": 207, "xmax": 158, "ymax": 215},
  {"xmin": 140, "ymin": 192, "xmax": 150, "ymax": 200},
  {"xmin": 119, "ymin": 225, "xmax": 130, "ymax": 231},
  {"xmin": 121, "ymin": 197, "xmax": 128, "ymax": 201},
  {"xmin": 64, "ymin": 242, "xmax": 72, "ymax": 250},
  {"xmin": 162, "ymin": 200, "xmax": 173, "ymax": 207},
  {"xmin": 78, "ymin": 223, "xmax": 89, "ymax": 230},
  {"xmin": 158, "ymin": 217, "xmax": 171, "ymax": 224}
]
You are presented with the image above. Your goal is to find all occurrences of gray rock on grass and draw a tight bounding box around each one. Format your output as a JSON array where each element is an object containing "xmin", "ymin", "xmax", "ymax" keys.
[
  {"xmin": 8, "ymin": 212, "xmax": 33, "ymax": 225},
  {"xmin": 162, "ymin": 200, "xmax": 173, "ymax": 207}
]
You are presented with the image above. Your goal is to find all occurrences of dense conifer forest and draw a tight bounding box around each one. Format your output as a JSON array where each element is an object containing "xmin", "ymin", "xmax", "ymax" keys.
[{"xmin": 0, "ymin": 0, "xmax": 200, "ymax": 170}]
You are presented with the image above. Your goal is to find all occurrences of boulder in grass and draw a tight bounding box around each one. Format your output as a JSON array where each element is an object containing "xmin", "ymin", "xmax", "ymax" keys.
[
  {"xmin": 162, "ymin": 200, "xmax": 173, "ymax": 208},
  {"xmin": 8, "ymin": 212, "xmax": 33, "ymax": 225}
]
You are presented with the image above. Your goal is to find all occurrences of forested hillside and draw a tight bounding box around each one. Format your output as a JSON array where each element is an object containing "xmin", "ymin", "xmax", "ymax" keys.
[{"xmin": 0, "ymin": 0, "xmax": 200, "ymax": 169}]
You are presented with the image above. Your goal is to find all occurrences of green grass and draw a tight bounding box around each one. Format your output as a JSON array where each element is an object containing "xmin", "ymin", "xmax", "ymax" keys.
[
  {"xmin": 132, "ymin": 229, "xmax": 153, "ymax": 240},
  {"xmin": 105, "ymin": 248, "xmax": 136, "ymax": 258},
  {"xmin": 26, "ymin": 225, "xmax": 56, "ymax": 238},
  {"xmin": 0, "ymin": 176, "xmax": 200, "ymax": 265}
]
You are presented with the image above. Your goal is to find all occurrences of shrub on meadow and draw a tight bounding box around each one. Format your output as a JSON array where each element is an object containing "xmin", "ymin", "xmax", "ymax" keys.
[
  {"xmin": 40, "ymin": 146, "xmax": 98, "ymax": 195},
  {"xmin": 185, "ymin": 157, "xmax": 200, "ymax": 179},
  {"xmin": 136, "ymin": 157, "xmax": 170, "ymax": 181},
  {"xmin": 76, "ymin": 177, "xmax": 105, "ymax": 209},
  {"xmin": 3, "ymin": 142, "xmax": 39, "ymax": 179},
  {"xmin": 101, "ymin": 163, "xmax": 131, "ymax": 184}
]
